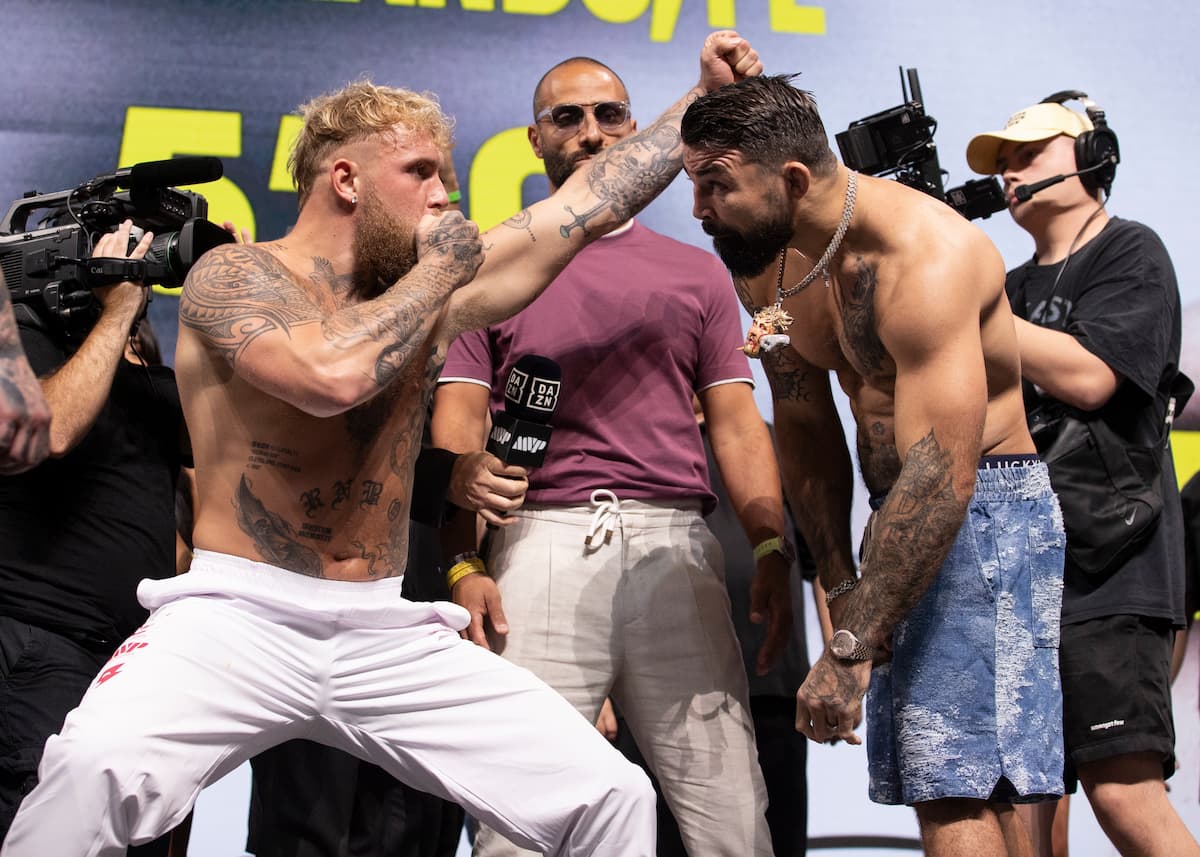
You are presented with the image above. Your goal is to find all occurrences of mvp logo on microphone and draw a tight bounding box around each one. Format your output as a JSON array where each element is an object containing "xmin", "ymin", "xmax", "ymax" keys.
[{"xmin": 513, "ymin": 436, "xmax": 547, "ymax": 453}]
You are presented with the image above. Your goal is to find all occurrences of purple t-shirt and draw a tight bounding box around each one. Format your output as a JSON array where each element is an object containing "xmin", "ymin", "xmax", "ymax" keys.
[{"xmin": 440, "ymin": 221, "xmax": 752, "ymax": 511}]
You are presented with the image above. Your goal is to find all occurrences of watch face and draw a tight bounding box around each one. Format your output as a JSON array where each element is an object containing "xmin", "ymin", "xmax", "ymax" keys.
[
  {"xmin": 831, "ymin": 630, "xmax": 854, "ymax": 659},
  {"xmin": 831, "ymin": 630, "xmax": 867, "ymax": 660}
]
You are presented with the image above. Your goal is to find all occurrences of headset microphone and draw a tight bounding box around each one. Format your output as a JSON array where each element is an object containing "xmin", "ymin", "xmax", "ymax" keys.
[
  {"xmin": 485, "ymin": 354, "xmax": 562, "ymax": 468},
  {"xmin": 1012, "ymin": 156, "xmax": 1116, "ymax": 203}
]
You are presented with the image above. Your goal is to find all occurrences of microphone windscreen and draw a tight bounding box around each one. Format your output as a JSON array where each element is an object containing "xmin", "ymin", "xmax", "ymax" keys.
[
  {"xmin": 502, "ymin": 355, "xmax": 562, "ymax": 423},
  {"xmin": 125, "ymin": 157, "xmax": 224, "ymax": 188}
]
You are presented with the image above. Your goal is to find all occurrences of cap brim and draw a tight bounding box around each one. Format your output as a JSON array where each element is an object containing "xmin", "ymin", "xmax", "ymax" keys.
[{"xmin": 966, "ymin": 127, "xmax": 1061, "ymax": 175}]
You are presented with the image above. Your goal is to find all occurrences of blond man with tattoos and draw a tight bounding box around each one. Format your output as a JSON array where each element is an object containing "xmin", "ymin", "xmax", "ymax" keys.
[
  {"xmin": 1, "ymin": 32, "xmax": 762, "ymax": 857},
  {"xmin": 681, "ymin": 75, "xmax": 1066, "ymax": 857}
]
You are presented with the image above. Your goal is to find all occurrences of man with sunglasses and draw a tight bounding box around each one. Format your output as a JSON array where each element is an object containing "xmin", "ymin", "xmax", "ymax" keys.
[{"xmin": 433, "ymin": 57, "xmax": 792, "ymax": 857}]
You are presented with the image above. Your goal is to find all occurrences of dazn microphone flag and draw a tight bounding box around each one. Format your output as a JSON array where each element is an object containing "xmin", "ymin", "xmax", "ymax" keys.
[{"xmin": 486, "ymin": 355, "xmax": 562, "ymax": 468}]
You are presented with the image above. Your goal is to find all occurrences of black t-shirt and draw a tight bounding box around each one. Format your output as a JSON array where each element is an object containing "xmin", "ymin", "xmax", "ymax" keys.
[
  {"xmin": 0, "ymin": 321, "xmax": 183, "ymax": 647},
  {"xmin": 1007, "ymin": 217, "xmax": 1185, "ymax": 626}
]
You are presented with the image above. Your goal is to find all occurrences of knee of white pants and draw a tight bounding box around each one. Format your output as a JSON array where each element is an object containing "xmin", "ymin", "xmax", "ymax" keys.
[{"xmin": 571, "ymin": 761, "xmax": 657, "ymax": 851}]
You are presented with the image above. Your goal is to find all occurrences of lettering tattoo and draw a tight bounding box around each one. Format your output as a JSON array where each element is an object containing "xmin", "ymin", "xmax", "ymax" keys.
[
  {"xmin": 331, "ymin": 478, "xmax": 353, "ymax": 510},
  {"xmin": 359, "ymin": 480, "xmax": 383, "ymax": 508},
  {"xmin": 839, "ymin": 257, "xmax": 886, "ymax": 375},
  {"xmin": 234, "ymin": 475, "xmax": 323, "ymax": 577},
  {"xmin": 246, "ymin": 440, "xmax": 302, "ymax": 473},
  {"xmin": 299, "ymin": 487, "xmax": 324, "ymax": 518}
]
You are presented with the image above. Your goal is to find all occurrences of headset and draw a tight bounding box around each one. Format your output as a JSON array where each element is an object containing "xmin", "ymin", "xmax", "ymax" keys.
[{"xmin": 1039, "ymin": 90, "xmax": 1121, "ymax": 196}]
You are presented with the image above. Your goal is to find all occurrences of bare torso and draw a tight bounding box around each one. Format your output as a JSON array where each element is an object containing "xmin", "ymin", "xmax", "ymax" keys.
[
  {"xmin": 177, "ymin": 242, "xmax": 447, "ymax": 581},
  {"xmin": 741, "ymin": 175, "xmax": 1033, "ymax": 497}
]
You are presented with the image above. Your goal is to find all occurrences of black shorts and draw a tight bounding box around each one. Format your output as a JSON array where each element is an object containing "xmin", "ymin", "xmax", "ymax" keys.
[{"xmin": 1059, "ymin": 613, "xmax": 1177, "ymax": 792}]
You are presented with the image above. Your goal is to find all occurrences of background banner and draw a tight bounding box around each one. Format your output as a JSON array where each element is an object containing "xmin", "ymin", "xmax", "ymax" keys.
[{"xmin": 2, "ymin": 1, "xmax": 1196, "ymax": 853}]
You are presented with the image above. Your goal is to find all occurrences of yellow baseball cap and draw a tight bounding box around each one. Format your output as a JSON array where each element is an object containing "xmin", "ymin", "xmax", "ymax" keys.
[{"xmin": 966, "ymin": 102, "xmax": 1094, "ymax": 175}]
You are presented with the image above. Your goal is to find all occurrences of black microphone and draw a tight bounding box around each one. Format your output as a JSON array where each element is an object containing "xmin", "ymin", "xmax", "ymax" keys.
[
  {"xmin": 85, "ymin": 157, "xmax": 224, "ymax": 192},
  {"xmin": 486, "ymin": 355, "xmax": 562, "ymax": 468},
  {"xmin": 1012, "ymin": 157, "xmax": 1114, "ymax": 202}
]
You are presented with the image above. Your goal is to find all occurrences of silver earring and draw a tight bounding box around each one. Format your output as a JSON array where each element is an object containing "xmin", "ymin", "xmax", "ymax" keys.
[{"xmin": 351, "ymin": 194, "xmax": 358, "ymax": 206}]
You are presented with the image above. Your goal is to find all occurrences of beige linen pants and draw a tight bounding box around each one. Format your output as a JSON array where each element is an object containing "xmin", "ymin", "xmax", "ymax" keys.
[{"xmin": 474, "ymin": 495, "xmax": 772, "ymax": 857}]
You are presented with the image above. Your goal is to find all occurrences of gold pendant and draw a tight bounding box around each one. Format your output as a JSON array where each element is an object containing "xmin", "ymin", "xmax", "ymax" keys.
[{"xmin": 740, "ymin": 304, "xmax": 794, "ymax": 358}]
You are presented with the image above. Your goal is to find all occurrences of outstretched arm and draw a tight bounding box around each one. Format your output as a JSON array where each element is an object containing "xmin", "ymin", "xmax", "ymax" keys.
[
  {"xmin": 446, "ymin": 30, "xmax": 762, "ymax": 335},
  {"xmin": 179, "ymin": 211, "xmax": 482, "ymax": 417}
]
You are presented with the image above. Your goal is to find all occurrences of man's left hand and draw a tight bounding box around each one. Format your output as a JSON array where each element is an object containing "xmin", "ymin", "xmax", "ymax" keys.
[{"xmin": 750, "ymin": 552, "xmax": 792, "ymax": 675}]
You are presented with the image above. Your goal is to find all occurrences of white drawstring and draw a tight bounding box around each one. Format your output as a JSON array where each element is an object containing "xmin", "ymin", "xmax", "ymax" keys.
[{"xmin": 585, "ymin": 489, "xmax": 621, "ymax": 547}]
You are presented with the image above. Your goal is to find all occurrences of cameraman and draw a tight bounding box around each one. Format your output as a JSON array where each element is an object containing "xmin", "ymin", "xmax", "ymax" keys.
[
  {"xmin": 0, "ymin": 220, "xmax": 184, "ymax": 855},
  {"xmin": 0, "ymin": 278, "xmax": 50, "ymax": 473},
  {"xmin": 968, "ymin": 100, "xmax": 1196, "ymax": 857}
]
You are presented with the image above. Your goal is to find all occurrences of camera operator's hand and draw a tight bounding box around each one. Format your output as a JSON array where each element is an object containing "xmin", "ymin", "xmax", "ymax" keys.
[
  {"xmin": 91, "ymin": 220, "xmax": 153, "ymax": 322},
  {"xmin": 39, "ymin": 220, "xmax": 154, "ymax": 457},
  {"xmin": 0, "ymin": 282, "xmax": 51, "ymax": 474}
]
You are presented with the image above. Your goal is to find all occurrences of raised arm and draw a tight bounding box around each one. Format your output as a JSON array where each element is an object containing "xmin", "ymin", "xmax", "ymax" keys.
[
  {"xmin": 178, "ymin": 212, "xmax": 481, "ymax": 417},
  {"xmin": 445, "ymin": 31, "xmax": 762, "ymax": 335}
]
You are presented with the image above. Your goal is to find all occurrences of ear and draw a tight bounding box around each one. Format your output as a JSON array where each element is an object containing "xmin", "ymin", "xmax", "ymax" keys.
[
  {"xmin": 331, "ymin": 157, "xmax": 359, "ymax": 207},
  {"xmin": 527, "ymin": 124, "xmax": 546, "ymax": 160},
  {"xmin": 782, "ymin": 162, "xmax": 811, "ymax": 200}
]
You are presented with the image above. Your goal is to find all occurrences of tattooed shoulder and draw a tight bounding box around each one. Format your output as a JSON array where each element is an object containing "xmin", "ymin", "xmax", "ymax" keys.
[{"xmin": 180, "ymin": 245, "xmax": 322, "ymax": 363}]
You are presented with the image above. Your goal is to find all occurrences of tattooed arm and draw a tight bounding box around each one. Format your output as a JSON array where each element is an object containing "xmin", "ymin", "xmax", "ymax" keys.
[
  {"xmin": 445, "ymin": 30, "xmax": 762, "ymax": 335},
  {"xmin": 761, "ymin": 347, "xmax": 858, "ymax": 614},
  {"xmin": 836, "ymin": 262, "xmax": 987, "ymax": 653},
  {"xmin": 0, "ymin": 275, "xmax": 50, "ymax": 473},
  {"xmin": 179, "ymin": 212, "xmax": 481, "ymax": 417}
]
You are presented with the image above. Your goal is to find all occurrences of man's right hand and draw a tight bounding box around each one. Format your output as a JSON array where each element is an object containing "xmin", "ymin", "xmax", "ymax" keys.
[
  {"xmin": 448, "ymin": 450, "xmax": 528, "ymax": 525},
  {"xmin": 91, "ymin": 221, "xmax": 153, "ymax": 322},
  {"xmin": 452, "ymin": 571, "xmax": 509, "ymax": 650},
  {"xmin": 699, "ymin": 30, "xmax": 762, "ymax": 94},
  {"xmin": 416, "ymin": 210, "xmax": 483, "ymax": 290}
]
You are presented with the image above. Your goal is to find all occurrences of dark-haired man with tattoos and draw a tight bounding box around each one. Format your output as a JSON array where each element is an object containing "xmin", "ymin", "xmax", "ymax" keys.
[
  {"xmin": 681, "ymin": 75, "xmax": 1066, "ymax": 857},
  {"xmin": 0, "ymin": 276, "xmax": 49, "ymax": 474},
  {"xmin": 1, "ymin": 32, "xmax": 762, "ymax": 857}
]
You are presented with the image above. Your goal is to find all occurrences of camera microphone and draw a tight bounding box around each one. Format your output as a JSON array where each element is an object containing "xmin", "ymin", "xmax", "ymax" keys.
[
  {"xmin": 1012, "ymin": 156, "xmax": 1115, "ymax": 202},
  {"xmin": 86, "ymin": 157, "xmax": 224, "ymax": 192},
  {"xmin": 486, "ymin": 354, "xmax": 562, "ymax": 468}
]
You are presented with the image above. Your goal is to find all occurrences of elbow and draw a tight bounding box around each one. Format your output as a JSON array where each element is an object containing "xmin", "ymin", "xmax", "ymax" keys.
[
  {"xmin": 1052, "ymin": 375, "xmax": 1119, "ymax": 413},
  {"xmin": 291, "ymin": 365, "xmax": 375, "ymax": 418}
]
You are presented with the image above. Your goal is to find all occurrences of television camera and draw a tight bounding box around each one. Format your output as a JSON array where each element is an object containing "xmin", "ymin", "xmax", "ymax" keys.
[
  {"xmin": 835, "ymin": 68, "xmax": 1007, "ymax": 221},
  {"xmin": 0, "ymin": 156, "xmax": 233, "ymax": 335}
]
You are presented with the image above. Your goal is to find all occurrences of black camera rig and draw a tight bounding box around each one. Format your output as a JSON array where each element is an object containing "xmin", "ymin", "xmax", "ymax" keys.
[
  {"xmin": 0, "ymin": 156, "xmax": 233, "ymax": 334},
  {"xmin": 835, "ymin": 68, "xmax": 1006, "ymax": 221}
]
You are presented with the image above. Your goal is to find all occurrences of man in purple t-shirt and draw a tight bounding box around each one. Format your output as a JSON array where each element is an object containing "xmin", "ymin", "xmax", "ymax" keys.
[{"xmin": 431, "ymin": 57, "xmax": 793, "ymax": 857}]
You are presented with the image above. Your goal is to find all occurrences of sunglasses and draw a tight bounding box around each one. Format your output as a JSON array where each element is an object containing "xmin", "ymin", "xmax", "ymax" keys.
[{"xmin": 534, "ymin": 101, "xmax": 630, "ymax": 132}]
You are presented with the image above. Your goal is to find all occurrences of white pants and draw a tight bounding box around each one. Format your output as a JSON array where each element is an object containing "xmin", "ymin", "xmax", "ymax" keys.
[
  {"xmin": 475, "ymin": 498, "xmax": 772, "ymax": 857},
  {"xmin": 1, "ymin": 551, "xmax": 654, "ymax": 857}
]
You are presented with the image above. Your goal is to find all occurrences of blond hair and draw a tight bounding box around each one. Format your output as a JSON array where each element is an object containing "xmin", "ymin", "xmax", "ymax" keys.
[{"xmin": 289, "ymin": 79, "xmax": 453, "ymax": 207}]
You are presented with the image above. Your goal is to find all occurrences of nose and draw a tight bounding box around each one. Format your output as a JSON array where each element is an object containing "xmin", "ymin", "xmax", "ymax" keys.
[
  {"xmin": 429, "ymin": 176, "xmax": 450, "ymax": 210},
  {"xmin": 692, "ymin": 189, "xmax": 711, "ymax": 222},
  {"xmin": 577, "ymin": 112, "xmax": 604, "ymax": 147}
]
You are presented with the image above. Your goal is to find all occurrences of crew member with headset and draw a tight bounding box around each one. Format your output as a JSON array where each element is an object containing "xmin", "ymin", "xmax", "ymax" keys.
[{"xmin": 968, "ymin": 92, "xmax": 1198, "ymax": 857}]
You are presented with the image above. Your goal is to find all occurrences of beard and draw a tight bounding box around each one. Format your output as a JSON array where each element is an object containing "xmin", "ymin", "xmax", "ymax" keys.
[
  {"xmin": 352, "ymin": 186, "xmax": 419, "ymax": 299},
  {"xmin": 542, "ymin": 143, "xmax": 601, "ymax": 190},
  {"xmin": 704, "ymin": 206, "xmax": 793, "ymax": 278}
]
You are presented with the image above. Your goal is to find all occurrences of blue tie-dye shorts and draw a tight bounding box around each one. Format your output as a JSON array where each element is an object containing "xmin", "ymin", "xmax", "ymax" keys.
[{"xmin": 866, "ymin": 458, "xmax": 1066, "ymax": 806}]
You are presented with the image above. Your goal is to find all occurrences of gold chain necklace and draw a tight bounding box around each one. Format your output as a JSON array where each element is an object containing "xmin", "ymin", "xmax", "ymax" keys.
[
  {"xmin": 776, "ymin": 170, "xmax": 857, "ymax": 301},
  {"xmin": 739, "ymin": 171, "xmax": 857, "ymax": 359}
]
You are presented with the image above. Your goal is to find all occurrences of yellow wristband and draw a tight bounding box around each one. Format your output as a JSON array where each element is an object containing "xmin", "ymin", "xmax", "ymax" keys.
[
  {"xmin": 446, "ymin": 557, "xmax": 486, "ymax": 589},
  {"xmin": 748, "ymin": 532, "xmax": 787, "ymax": 561}
]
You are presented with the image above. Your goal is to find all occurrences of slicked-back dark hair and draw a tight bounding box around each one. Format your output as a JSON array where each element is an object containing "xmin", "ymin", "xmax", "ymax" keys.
[{"xmin": 681, "ymin": 74, "xmax": 837, "ymax": 177}]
